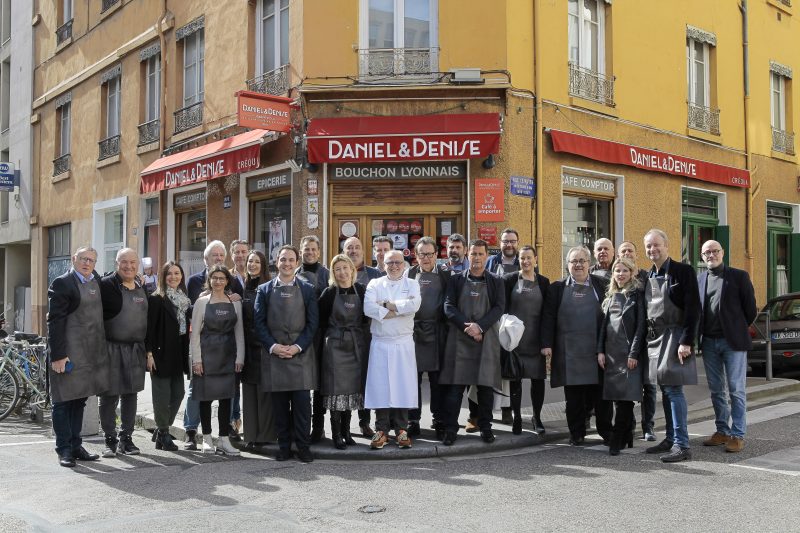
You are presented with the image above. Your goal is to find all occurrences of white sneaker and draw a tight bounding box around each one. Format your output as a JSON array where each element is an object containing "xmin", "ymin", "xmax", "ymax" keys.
[
  {"xmin": 216, "ymin": 436, "xmax": 240, "ymax": 456},
  {"xmin": 201, "ymin": 434, "xmax": 214, "ymax": 453}
]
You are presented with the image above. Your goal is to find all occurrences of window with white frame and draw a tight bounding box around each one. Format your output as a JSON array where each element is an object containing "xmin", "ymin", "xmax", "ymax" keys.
[
  {"xmin": 359, "ymin": 0, "xmax": 438, "ymax": 77},
  {"xmin": 258, "ymin": 0, "xmax": 289, "ymax": 74},
  {"xmin": 772, "ymin": 72, "xmax": 787, "ymax": 131},
  {"xmin": 183, "ymin": 29, "xmax": 204, "ymax": 107},
  {"xmin": 770, "ymin": 63, "xmax": 794, "ymax": 154},
  {"xmin": 105, "ymin": 75, "xmax": 121, "ymax": 138},
  {"xmin": 93, "ymin": 198, "xmax": 126, "ymax": 274},
  {"xmin": 568, "ymin": 0, "xmax": 604, "ymax": 72},
  {"xmin": 145, "ymin": 54, "xmax": 160, "ymax": 122},
  {"xmin": 686, "ymin": 39, "xmax": 710, "ymax": 108},
  {"xmin": 58, "ymin": 102, "xmax": 70, "ymax": 156},
  {"xmin": 62, "ymin": 0, "xmax": 72, "ymax": 24}
]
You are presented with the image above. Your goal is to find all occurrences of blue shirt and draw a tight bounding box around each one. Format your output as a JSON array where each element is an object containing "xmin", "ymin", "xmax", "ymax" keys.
[{"xmin": 73, "ymin": 270, "xmax": 94, "ymax": 284}]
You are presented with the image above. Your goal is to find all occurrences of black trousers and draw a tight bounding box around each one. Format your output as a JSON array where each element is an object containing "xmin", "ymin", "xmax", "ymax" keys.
[
  {"xmin": 612, "ymin": 400, "xmax": 634, "ymax": 442},
  {"xmin": 408, "ymin": 371, "xmax": 442, "ymax": 423},
  {"xmin": 52, "ymin": 397, "xmax": 87, "ymax": 456},
  {"xmin": 444, "ymin": 384, "xmax": 493, "ymax": 433},
  {"xmin": 272, "ymin": 390, "xmax": 311, "ymax": 450},
  {"xmin": 564, "ymin": 384, "xmax": 612, "ymax": 439},
  {"xmin": 510, "ymin": 379, "xmax": 545, "ymax": 419},
  {"xmin": 312, "ymin": 390, "xmax": 325, "ymax": 426},
  {"xmin": 641, "ymin": 383, "xmax": 657, "ymax": 434},
  {"xmin": 200, "ymin": 398, "xmax": 231, "ymax": 436}
]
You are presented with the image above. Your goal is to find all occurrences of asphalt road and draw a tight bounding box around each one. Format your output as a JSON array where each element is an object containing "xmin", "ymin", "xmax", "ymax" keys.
[{"xmin": 1, "ymin": 391, "xmax": 799, "ymax": 532}]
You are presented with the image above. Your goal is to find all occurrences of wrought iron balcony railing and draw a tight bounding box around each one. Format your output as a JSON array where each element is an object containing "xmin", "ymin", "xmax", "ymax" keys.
[
  {"xmin": 56, "ymin": 19, "xmax": 73, "ymax": 45},
  {"xmin": 98, "ymin": 134, "xmax": 121, "ymax": 161},
  {"xmin": 246, "ymin": 64, "xmax": 290, "ymax": 96},
  {"xmin": 568, "ymin": 62, "xmax": 616, "ymax": 107},
  {"xmin": 174, "ymin": 101, "xmax": 203, "ymax": 134},
  {"xmin": 687, "ymin": 102, "xmax": 721, "ymax": 135},
  {"xmin": 138, "ymin": 119, "xmax": 160, "ymax": 146},
  {"xmin": 358, "ymin": 48, "xmax": 439, "ymax": 79},
  {"xmin": 101, "ymin": 0, "xmax": 120, "ymax": 13},
  {"xmin": 778, "ymin": 0, "xmax": 791, "ymax": 7},
  {"xmin": 53, "ymin": 153, "xmax": 70, "ymax": 176},
  {"xmin": 772, "ymin": 128, "xmax": 796, "ymax": 155}
]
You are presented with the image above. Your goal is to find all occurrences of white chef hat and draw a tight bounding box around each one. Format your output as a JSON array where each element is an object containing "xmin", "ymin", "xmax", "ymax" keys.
[{"xmin": 142, "ymin": 257, "xmax": 153, "ymax": 268}]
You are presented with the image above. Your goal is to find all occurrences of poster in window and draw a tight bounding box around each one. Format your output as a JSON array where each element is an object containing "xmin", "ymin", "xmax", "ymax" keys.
[
  {"xmin": 268, "ymin": 219, "xmax": 286, "ymax": 265},
  {"xmin": 388, "ymin": 233, "xmax": 407, "ymax": 250}
]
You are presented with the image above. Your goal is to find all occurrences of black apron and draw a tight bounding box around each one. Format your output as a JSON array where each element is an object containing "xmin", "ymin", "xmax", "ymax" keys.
[
  {"xmin": 192, "ymin": 301, "xmax": 238, "ymax": 401},
  {"xmin": 104, "ymin": 285, "xmax": 148, "ymax": 396},
  {"xmin": 551, "ymin": 283, "xmax": 600, "ymax": 388},
  {"xmin": 413, "ymin": 270, "xmax": 446, "ymax": 373},
  {"xmin": 321, "ymin": 290, "xmax": 365, "ymax": 396},
  {"xmin": 240, "ymin": 285, "xmax": 263, "ymax": 386},
  {"xmin": 261, "ymin": 284, "xmax": 317, "ymax": 392},
  {"xmin": 645, "ymin": 276, "xmax": 698, "ymax": 386},
  {"xmin": 508, "ymin": 277, "xmax": 545, "ymax": 379},
  {"xmin": 50, "ymin": 277, "xmax": 108, "ymax": 403},
  {"xmin": 602, "ymin": 293, "xmax": 643, "ymax": 401},
  {"xmin": 440, "ymin": 279, "xmax": 502, "ymax": 388}
]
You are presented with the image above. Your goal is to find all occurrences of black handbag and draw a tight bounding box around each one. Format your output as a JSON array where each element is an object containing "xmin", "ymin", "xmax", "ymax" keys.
[{"xmin": 501, "ymin": 349, "xmax": 522, "ymax": 380}]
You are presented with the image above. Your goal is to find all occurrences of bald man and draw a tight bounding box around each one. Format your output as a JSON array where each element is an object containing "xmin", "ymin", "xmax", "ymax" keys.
[{"xmin": 590, "ymin": 238, "xmax": 614, "ymax": 281}]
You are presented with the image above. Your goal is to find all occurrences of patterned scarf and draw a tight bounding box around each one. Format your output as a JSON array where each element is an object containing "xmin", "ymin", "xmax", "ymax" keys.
[{"xmin": 166, "ymin": 288, "xmax": 191, "ymax": 335}]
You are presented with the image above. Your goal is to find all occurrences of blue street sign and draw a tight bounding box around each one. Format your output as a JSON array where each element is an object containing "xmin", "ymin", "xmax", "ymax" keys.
[
  {"xmin": 510, "ymin": 175, "xmax": 535, "ymax": 198},
  {"xmin": 0, "ymin": 163, "xmax": 15, "ymax": 192}
]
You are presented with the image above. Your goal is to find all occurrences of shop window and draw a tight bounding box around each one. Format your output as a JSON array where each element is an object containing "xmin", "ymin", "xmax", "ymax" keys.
[
  {"xmin": 252, "ymin": 195, "xmax": 291, "ymax": 270},
  {"xmin": 359, "ymin": 0, "xmax": 438, "ymax": 79},
  {"xmin": 143, "ymin": 197, "xmax": 160, "ymax": 271},
  {"xmin": 92, "ymin": 197, "xmax": 126, "ymax": 274},
  {"xmin": 561, "ymin": 195, "xmax": 612, "ymax": 264},
  {"xmin": 686, "ymin": 27, "xmax": 719, "ymax": 135},
  {"xmin": 177, "ymin": 209, "xmax": 206, "ymax": 277},
  {"xmin": 770, "ymin": 64, "xmax": 795, "ymax": 155},
  {"xmin": 681, "ymin": 189, "xmax": 726, "ymax": 274},
  {"xmin": 567, "ymin": 0, "xmax": 614, "ymax": 106},
  {"xmin": 47, "ymin": 223, "xmax": 71, "ymax": 287}
]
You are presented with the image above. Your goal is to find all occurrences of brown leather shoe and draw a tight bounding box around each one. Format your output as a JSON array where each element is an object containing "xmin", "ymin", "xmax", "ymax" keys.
[
  {"xmin": 725, "ymin": 436, "xmax": 745, "ymax": 453},
  {"xmin": 702, "ymin": 432, "xmax": 730, "ymax": 446},
  {"xmin": 370, "ymin": 431, "xmax": 388, "ymax": 450},
  {"xmin": 464, "ymin": 418, "xmax": 479, "ymax": 433}
]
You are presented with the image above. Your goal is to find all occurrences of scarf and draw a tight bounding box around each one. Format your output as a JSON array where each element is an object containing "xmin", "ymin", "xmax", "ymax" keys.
[{"xmin": 166, "ymin": 287, "xmax": 191, "ymax": 335}]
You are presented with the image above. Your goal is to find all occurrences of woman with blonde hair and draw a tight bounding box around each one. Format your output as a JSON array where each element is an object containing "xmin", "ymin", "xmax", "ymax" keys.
[
  {"xmin": 317, "ymin": 254, "xmax": 368, "ymax": 449},
  {"xmin": 597, "ymin": 256, "xmax": 646, "ymax": 455}
]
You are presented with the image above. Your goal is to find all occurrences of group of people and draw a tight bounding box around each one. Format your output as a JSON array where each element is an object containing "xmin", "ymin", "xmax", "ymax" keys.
[{"xmin": 46, "ymin": 226, "xmax": 756, "ymax": 467}]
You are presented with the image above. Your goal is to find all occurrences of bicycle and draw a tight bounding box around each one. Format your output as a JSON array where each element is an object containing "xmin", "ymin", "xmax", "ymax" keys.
[{"xmin": 0, "ymin": 332, "xmax": 50, "ymax": 422}]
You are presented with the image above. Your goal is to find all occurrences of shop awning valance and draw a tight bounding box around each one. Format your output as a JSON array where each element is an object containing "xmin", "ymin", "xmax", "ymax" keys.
[
  {"xmin": 140, "ymin": 129, "xmax": 270, "ymax": 193},
  {"xmin": 306, "ymin": 113, "xmax": 501, "ymax": 164}
]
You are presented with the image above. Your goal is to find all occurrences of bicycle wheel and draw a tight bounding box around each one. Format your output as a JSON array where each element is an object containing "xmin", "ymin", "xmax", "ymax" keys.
[{"xmin": 0, "ymin": 365, "xmax": 19, "ymax": 421}]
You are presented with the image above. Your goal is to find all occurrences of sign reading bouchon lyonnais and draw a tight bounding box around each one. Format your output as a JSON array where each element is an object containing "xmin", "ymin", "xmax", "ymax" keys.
[
  {"xmin": 329, "ymin": 162, "xmax": 467, "ymax": 180},
  {"xmin": 562, "ymin": 173, "xmax": 616, "ymax": 196},
  {"xmin": 247, "ymin": 170, "xmax": 291, "ymax": 194},
  {"xmin": 174, "ymin": 189, "xmax": 207, "ymax": 209}
]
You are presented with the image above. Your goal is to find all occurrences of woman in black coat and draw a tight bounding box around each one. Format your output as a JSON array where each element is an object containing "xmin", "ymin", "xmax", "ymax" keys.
[
  {"xmin": 145, "ymin": 261, "xmax": 191, "ymax": 451},
  {"xmin": 597, "ymin": 257, "xmax": 646, "ymax": 455}
]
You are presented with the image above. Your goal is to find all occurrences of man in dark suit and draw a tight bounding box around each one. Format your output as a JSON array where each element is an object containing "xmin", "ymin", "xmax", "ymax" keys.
[
  {"xmin": 697, "ymin": 240, "xmax": 757, "ymax": 453},
  {"xmin": 47, "ymin": 246, "xmax": 106, "ymax": 467},
  {"xmin": 642, "ymin": 229, "xmax": 700, "ymax": 463}
]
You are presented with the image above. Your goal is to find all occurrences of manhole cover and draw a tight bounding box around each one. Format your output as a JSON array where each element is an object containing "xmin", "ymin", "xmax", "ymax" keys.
[{"xmin": 358, "ymin": 505, "xmax": 386, "ymax": 514}]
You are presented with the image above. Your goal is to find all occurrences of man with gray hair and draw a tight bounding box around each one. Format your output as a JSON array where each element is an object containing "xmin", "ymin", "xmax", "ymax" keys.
[
  {"xmin": 590, "ymin": 238, "xmax": 615, "ymax": 281},
  {"xmin": 98, "ymin": 248, "xmax": 149, "ymax": 457}
]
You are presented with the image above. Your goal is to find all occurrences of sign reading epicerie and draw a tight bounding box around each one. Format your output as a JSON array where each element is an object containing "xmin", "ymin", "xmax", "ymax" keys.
[{"xmin": 475, "ymin": 179, "xmax": 505, "ymax": 222}]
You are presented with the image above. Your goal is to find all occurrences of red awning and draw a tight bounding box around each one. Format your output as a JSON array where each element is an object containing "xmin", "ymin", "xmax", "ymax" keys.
[
  {"xmin": 306, "ymin": 113, "xmax": 501, "ymax": 163},
  {"xmin": 140, "ymin": 129, "xmax": 270, "ymax": 193}
]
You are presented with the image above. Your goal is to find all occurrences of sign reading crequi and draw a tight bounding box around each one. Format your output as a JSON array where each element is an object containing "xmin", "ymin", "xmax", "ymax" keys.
[
  {"xmin": 550, "ymin": 129, "xmax": 750, "ymax": 188},
  {"xmin": 307, "ymin": 114, "xmax": 501, "ymax": 164}
]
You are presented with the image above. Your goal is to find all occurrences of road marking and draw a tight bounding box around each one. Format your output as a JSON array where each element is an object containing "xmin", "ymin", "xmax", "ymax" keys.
[
  {"xmin": 0, "ymin": 439, "xmax": 54, "ymax": 447},
  {"xmin": 731, "ymin": 445, "xmax": 800, "ymax": 477}
]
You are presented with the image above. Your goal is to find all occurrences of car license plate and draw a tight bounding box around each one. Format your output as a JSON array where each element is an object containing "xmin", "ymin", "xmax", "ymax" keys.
[{"xmin": 772, "ymin": 330, "xmax": 800, "ymax": 340}]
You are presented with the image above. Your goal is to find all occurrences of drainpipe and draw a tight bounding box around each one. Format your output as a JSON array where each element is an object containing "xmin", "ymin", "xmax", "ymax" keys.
[
  {"xmin": 533, "ymin": 0, "xmax": 544, "ymax": 265},
  {"xmin": 157, "ymin": 0, "xmax": 168, "ymax": 154},
  {"xmin": 741, "ymin": 0, "xmax": 754, "ymax": 276}
]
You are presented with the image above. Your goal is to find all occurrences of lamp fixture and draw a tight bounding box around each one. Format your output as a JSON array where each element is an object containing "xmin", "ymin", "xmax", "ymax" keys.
[{"xmin": 482, "ymin": 154, "xmax": 496, "ymax": 169}]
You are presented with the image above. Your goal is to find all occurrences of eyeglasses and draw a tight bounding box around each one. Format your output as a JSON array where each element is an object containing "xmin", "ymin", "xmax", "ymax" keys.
[
  {"xmin": 568, "ymin": 259, "xmax": 588, "ymax": 265},
  {"xmin": 385, "ymin": 261, "xmax": 404, "ymax": 266},
  {"xmin": 77, "ymin": 256, "xmax": 96, "ymax": 264},
  {"xmin": 501, "ymin": 240, "xmax": 518, "ymax": 245},
  {"xmin": 418, "ymin": 252, "xmax": 436, "ymax": 258},
  {"xmin": 701, "ymin": 249, "xmax": 722, "ymax": 257}
]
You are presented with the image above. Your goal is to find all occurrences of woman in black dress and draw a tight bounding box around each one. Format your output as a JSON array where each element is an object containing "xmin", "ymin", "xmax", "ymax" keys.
[{"xmin": 146, "ymin": 261, "xmax": 190, "ymax": 451}]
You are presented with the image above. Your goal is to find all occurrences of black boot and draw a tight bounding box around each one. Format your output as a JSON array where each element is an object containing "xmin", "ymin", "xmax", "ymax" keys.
[
  {"xmin": 341, "ymin": 410, "xmax": 357, "ymax": 445},
  {"xmin": 311, "ymin": 409, "xmax": 325, "ymax": 444},
  {"xmin": 158, "ymin": 429, "xmax": 179, "ymax": 451},
  {"xmin": 185, "ymin": 429, "xmax": 198, "ymax": 451},
  {"xmin": 510, "ymin": 381, "xmax": 523, "ymax": 434},
  {"xmin": 609, "ymin": 433, "xmax": 621, "ymax": 456},
  {"xmin": 532, "ymin": 414, "xmax": 546, "ymax": 435},
  {"xmin": 331, "ymin": 412, "xmax": 346, "ymax": 450},
  {"xmin": 117, "ymin": 434, "xmax": 140, "ymax": 455}
]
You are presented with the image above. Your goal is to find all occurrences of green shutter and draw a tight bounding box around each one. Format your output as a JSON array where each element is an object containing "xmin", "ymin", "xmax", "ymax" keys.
[
  {"xmin": 790, "ymin": 233, "xmax": 800, "ymax": 292},
  {"xmin": 716, "ymin": 225, "xmax": 730, "ymax": 267}
]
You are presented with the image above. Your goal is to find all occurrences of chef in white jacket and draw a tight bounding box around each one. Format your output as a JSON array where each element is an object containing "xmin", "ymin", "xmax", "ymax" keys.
[{"xmin": 363, "ymin": 250, "xmax": 422, "ymax": 450}]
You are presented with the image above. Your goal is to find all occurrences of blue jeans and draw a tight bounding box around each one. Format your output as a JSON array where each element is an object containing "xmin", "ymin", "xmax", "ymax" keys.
[
  {"xmin": 183, "ymin": 380, "xmax": 201, "ymax": 431},
  {"xmin": 702, "ymin": 337, "xmax": 747, "ymax": 438},
  {"xmin": 52, "ymin": 397, "xmax": 87, "ymax": 456},
  {"xmin": 661, "ymin": 385, "xmax": 689, "ymax": 448}
]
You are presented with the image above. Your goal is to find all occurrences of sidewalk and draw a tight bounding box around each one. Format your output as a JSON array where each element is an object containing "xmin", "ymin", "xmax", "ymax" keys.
[{"xmin": 129, "ymin": 360, "xmax": 800, "ymax": 460}]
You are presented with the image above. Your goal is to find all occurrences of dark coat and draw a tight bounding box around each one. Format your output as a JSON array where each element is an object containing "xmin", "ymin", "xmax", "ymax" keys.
[
  {"xmin": 540, "ymin": 275, "xmax": 608, "ymax": 350},
  {"xmin": 697, "ymin": 266, "xmax": 758, "ymax": 351},
  {"xmin": 597, "ymin": 289, "xmax": 647, "ymax": 359},
  {"xmin": 187, "ymin": 269, "xmax": 244, "ymax": 305},
  {"xmin": 648, "ymin": 258, "xmax": 701, "ymax": 346},
  {"xmin": 47, "ymin": 269, "xmax": 101, "ymax": 361},
  {"xmin": 145, "ymin": 293, "xmax": 190, "ymax": 377},
  {"xmin": 484, "ymin": 252, "xmax": 519, "ymax": 274},
  {"xmin": 502, "ymin": 271, "xmax": 550, "ymax": 309},
  {"xmin": 254, "ymin": 277, "xmax": 319, "ymax": 352},
  {"xmin": 444, "ymin": 270, "xmax": 505, "ymax": 332}
]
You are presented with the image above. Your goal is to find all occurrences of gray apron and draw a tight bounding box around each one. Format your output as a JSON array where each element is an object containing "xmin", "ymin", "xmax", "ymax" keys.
[
  {"xmin": 261, "ymin": 284, "xmax": 317, "ymax": 392},
  {"xmin": 495, "ymin": 262, "xmax": 519, "ymax": 276},
  {"xmin": 440, "ymin": 279, "xmax": 502, "ymax": 388},
  {"xmin": 551, "ymin": 283, "xmax": 600, "ymax": 388},
  {"xmin": 104, "ymin": 285, "xmax": 148, "ymax": 396},
  {"xmin": 192, "ymin": 301, "xmax": 237, "ymax": 401},
  {"xmin": 240, "ymin": 285, "xmax": 262, "ymax": 386},
  {"xmin": 50, "ymin": 277, "xmax": 108, "ymax": 403},
  {"xmin": 508, "ymin": 277, "xmax": 545, "ymax": 379},
  {"xmin": 645, "ymin": 276, "xmax": 698, "ymax": 386},
  {"xmin": 413, "ymin": 270, "xmax": 446, "ymax": 373},
  {"xmin": 321, "ymin": 290, "xmax": 365, "ymax": 396},
  {"xmin": 602, "ymin": 293, "xmax": 643, "ymax": 401}
]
